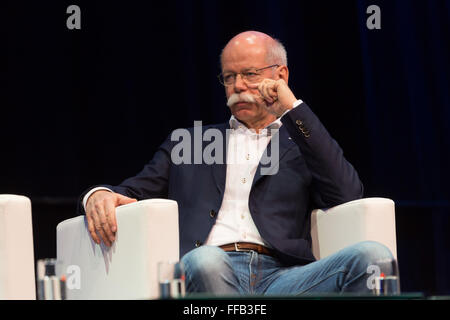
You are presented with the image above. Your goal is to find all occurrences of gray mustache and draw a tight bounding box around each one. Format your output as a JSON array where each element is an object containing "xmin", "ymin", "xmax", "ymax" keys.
[{"xmin": 227, "ymin": 93, "xmax": 257, "ymax": 107}]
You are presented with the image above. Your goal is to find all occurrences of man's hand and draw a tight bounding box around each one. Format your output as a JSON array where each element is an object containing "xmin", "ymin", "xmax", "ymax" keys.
[
  {"xmin": 249, "ymin": 79, "xmax": 297, "ymax": 117},
  {"xmin": 85, "ymin": 190, "xmax": 137, "ymax": 246}
]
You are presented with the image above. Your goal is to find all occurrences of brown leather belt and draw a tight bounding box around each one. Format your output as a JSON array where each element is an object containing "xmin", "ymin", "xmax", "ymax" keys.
[{"xmin": 219, "ymin": 242, "xmax": 275, "ymax": 257}]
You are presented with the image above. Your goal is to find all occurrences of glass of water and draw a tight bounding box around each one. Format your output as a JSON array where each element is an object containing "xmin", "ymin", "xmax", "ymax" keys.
[
  {"xmin": 373, "ymin": 259, "xmax": 401, "ymax": 296},
  {"xmin": 36, "ymin": 258, "xmax": 65, "ymax": 300},
  {"xmin": 158, "ymin": 261, "xmax": 185, "ymax": 299}
]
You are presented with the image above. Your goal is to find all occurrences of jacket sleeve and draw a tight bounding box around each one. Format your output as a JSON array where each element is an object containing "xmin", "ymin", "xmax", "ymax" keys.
[{"xmin": 280, "ymin": 102, "xmax": 364, "ymax": 208}]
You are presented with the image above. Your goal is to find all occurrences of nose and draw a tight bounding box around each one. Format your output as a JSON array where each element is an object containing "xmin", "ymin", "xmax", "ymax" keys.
[{"xmin": 233, "ymin": 73, "xmax": 248, "ymax": 93}]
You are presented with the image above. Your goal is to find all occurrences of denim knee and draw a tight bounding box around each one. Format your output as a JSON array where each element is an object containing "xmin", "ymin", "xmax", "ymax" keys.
[
  {"xmin": 181, "ymin": 246, "xmax": 238, "ymax": 294},
  {"xmin": 181, "ymin": 246, "xmax": 230, "ymax": 278},
  {"xmin": 351, "ymin": 241, "xmax": 396, "ymax": 275}
]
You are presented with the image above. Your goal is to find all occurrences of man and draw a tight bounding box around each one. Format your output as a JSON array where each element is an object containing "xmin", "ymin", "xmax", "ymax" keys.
[{"xmin": 80, "ymin": 31, "xmax": 395, "ymax": 295}]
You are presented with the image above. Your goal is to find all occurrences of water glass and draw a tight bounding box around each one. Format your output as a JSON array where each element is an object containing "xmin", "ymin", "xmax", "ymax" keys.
[
  {"xmin": 373, "ymin": 275, "xmax": 400, "ymax": 295},
  {"xmin": 36, "ymin": 258, "xmax": 66, "ymax": 300},
  {"xmin": 158, "ymin": 261, "xmax": 186, "ymax": 299}
]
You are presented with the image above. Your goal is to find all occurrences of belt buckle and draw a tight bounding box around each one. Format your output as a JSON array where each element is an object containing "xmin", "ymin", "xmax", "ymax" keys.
[{"xmin": 234, "ymin": 242, "xmax": 253, "ymax": 252}]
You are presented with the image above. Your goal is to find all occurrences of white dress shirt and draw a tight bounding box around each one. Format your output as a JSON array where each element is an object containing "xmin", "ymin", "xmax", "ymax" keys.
[
  {"xmin": 84, "ymin": 100, "xmax": 303, "ymax": 247},
  {"xmin": 205, "ymin": 99, "xmax": 303, "ymax": 247},
  {"xmin": 204, "ymin": 116, "xmax": 281, "ymax": 247}
]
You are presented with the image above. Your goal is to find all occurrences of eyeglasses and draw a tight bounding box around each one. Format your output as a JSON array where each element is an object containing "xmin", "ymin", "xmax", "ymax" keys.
[{"xmin": 218, "ymin": 64, "xmax": 279, "ymax": 86}]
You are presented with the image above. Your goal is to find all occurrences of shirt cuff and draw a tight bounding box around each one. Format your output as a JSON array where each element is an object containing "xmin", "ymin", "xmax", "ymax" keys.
[
  {"xmin": 82, "ymin": 187, "xmax": 113, "ymax": 211},
  {"xmin": 292, "ymin": 99, "xmax": 303, "ymax": 109},
  {"xmin": 280, "ymin": 99, "xmax": 303, "ymax": 118}
]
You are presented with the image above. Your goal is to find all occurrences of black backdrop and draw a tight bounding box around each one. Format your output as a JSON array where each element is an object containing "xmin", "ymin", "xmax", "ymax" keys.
[{"xmin": 2, "ymin": 0, "xmax": 450, "ymax": 295}]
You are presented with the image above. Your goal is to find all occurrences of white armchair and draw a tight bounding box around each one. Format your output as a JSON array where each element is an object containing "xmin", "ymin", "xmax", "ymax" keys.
[
  {"xmin": 0, "ymin": 194, "xmax": 36, "ymax": 300},
  {"xmin": 56, "ymin": 197, "xmax": 397, "ymax": 299},
  {"xmin": 310, "ymin": 197, "xmax": 397, "ymax": 260},
  {"xmin": 56, "ymin": 199, "xmax": 179, "ymax": 300}
]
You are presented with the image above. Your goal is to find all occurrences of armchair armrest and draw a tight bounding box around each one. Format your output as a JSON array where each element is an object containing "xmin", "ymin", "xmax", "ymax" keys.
[
  {"xmin": 56, "ymin": 199, "xmax": 179, "ymax": 300},
  {"xmin": 310, "ymin": 197, "xmax": 397, "ymax": 260}
]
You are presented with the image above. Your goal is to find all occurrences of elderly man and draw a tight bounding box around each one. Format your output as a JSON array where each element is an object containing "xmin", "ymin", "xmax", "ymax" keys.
[{"xmin": 80, "ymin": 31, "xmax": 395, "ymax": 295}]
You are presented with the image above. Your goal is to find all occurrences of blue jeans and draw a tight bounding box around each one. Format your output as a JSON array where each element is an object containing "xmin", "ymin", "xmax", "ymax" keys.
[{"xmin": 181, "ymin": 241, "xmax": 395, "ymax": 295}]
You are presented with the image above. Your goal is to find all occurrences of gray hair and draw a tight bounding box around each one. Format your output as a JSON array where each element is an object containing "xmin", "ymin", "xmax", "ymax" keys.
[{"xmin": 266, "ymin": 38, "xmax": 288, "ymax": 66}]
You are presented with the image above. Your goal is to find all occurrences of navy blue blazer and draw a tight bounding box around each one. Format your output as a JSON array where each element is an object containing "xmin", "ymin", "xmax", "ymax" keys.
[{"xmin": 79, "ymin": 103, "xmax": 363, "ymax": 266}]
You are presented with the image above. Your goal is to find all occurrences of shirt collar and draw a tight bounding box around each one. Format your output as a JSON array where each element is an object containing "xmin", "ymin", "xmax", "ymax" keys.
[{"xmin": 229, "ymin": 115, "xmax": 282, "ymax": 131}]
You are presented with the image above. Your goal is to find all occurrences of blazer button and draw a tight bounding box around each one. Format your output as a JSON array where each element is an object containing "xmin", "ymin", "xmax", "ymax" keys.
[
  {"xmin": 195, "ymin": 240, "xmax": 202, "ymax": 247},
  {"xmin": 209, "ymin": 210, "xmax": 216, "ymax": 218},
  {"xmin": 295, "ymin": 120, "xmax": 303, "ymax": 126}
]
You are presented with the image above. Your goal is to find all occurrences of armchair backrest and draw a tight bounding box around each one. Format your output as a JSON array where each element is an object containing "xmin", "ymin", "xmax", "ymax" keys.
[{"xmin": 0, "ymin": 195, "xmax": 36, "ymax": 299}]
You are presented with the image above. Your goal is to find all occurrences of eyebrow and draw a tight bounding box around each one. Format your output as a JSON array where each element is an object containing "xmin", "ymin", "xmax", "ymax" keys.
[{"xmin": 222, "ymin": 67, "xmax": 259, "ymax": 74}]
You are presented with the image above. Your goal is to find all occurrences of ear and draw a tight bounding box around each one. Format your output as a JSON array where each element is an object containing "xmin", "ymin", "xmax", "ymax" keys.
[{"xmin": 275, "ymin": 65, "xmax": 289, "ymax": 84}]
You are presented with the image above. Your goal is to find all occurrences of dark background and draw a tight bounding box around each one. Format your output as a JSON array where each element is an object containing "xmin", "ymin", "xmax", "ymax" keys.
[{"xmin": 2, "ymin": 0, "xmax": 449, "ymax": 296}]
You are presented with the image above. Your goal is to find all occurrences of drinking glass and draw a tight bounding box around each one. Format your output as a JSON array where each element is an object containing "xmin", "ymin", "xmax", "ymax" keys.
[
  {"xmin": 36, "ymin": 258, "xmax": 65, "ymax": 300},
  {"xmin": 373, "ymin": 259, "xmax": 401, "ymax": 296},
  {"xmin": 158, "ymin": 261, "xmax": 185, "ymax": 299}
]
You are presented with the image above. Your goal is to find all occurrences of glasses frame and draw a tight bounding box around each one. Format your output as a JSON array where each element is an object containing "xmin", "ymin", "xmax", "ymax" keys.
[{"xmin": 218, "ymin": 64, "xmax": 280, "ymax": 86}]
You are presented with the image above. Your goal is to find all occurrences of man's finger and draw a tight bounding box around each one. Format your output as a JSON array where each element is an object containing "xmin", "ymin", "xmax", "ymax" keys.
[
  {"xmin": 96, "ymin": 203, "xmax": 115, "ymax": 244},
  {"xmin": 116, "ymin": 194, "xmax": 137, "ymax": 206},
  {"xmin": 92, "ymin": 205, "xmax": 112, "ymax": 246},
  {"xmin": 97, "ymin": 226, "xmax": 111, "ymax": 247},
  {"xmin": 268, "ymin": 83, "xmax": 278, "ymax": 98},
  {"xmin": 105, "ymin": 200, "xmax": 118, "ymax": 233},
  {"xmin": 86, "ymin": 214, "xmax": 100, "ymax": 244},
  {"xmin": 264, "ymin": 83, "xmax": 275, "ymax": 102},
  {"xmin": 258, "ymin": 79, "xmax": 275, "ymax": 101}
]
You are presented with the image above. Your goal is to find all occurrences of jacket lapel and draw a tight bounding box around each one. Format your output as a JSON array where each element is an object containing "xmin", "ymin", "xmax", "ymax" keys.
[
  {"xmin": 211, "ymin": 123, "xmax": 229, "ymax": 194},
  {"xmin": 251, "ymin": 126, "xmax": 295, "ymax": 188}
]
